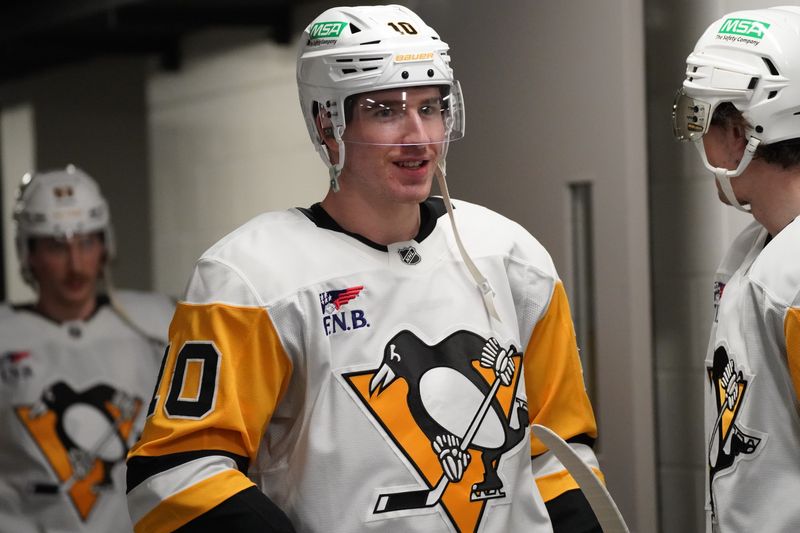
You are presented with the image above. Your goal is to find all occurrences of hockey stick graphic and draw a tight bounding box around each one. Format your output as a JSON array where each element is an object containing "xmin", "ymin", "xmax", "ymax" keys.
[
  {"xmin": 532, "ymin": 424, "xmax": 630, "ymax": 533},
  {"xmin": 374, "ymin": 376, "xmax": 502, "ymax": 513},
  {"xmin": 31, "ymin": 404, "xmax": 135, "ymax": 495}
]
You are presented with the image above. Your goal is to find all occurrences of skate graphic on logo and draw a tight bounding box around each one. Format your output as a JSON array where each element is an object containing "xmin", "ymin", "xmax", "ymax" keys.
[
  {"xmin": 342, "ymin": 330, "xmax": 528, "ymax": 531},
  {"xmin": 15, "ymin": 381, "xmax": 142, "ymax": 521}
]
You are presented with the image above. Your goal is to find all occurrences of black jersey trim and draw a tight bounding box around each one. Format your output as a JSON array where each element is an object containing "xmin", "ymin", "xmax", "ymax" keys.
[
  {"xmin": 126, "ymin": 450, "xmax": 249, "ymax": 493},
  {"xmin": 13, "ymin": 294, "xmax": 111, "ymax": 324},
  {"xmin": 530, "ymin": 433, "xmax": 596, "ymax": 459},
  {"xmin": 297, "ymin": 197, "xmax": 448, "ymax": 251},
  {"xmin": 544, "ymin": 488, "xmax": 602, "ymax": 532},
  {"xmin": 175, "ymin": 486, "xmax": 296, "ymax": 533}
]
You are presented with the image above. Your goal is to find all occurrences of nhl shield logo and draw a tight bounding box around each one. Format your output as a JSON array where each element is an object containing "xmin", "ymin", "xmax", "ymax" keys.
[{"xmin": 398, "ymin": 246, "xmax": 421, "ymax": 265}]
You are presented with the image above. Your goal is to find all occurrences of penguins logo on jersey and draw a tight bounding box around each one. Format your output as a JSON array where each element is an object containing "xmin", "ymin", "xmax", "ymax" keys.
[
  {"xmin": 14, "ymin": 381, "xmax": 143, "ymax": 521},
  {"xmin": 707, "ymin": 346, "xmax": 764, "ymax": 505},
  {"xmin": 342, "ymin": 330, "xmax": 528, "ymax": 531}
]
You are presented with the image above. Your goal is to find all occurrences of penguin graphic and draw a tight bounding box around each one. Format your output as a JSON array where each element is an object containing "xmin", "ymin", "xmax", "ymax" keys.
[
  {"xmin": 707, "ymin": 346, "xmax": 763, "ymax": 515},
  {"xmin": 368, "ymin": 329, "xmax": 528, "ymax": 511},
  {"xmin": 29, "ymin": 381, "xmax": 136, "ymax": 492}
]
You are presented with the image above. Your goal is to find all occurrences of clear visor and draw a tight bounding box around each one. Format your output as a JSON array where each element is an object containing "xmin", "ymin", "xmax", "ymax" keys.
[
  {"xmin": 672, "ymin": 87, "xmax": 713, "ymax": 142},
  {"xmin": 342, "ymin": 82, "xmax": 465, "ymax": 146}
]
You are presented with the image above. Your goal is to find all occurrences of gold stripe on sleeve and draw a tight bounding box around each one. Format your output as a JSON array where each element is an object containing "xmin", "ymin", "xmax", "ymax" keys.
[
  {"xmin": 535, "ymin": 467, "xmax": 605, "ymax": 503},
  {"xmin": 131, "ymin": 301, "xmax": 292, "ymax": 460},
  {"xmin": 134, "ymin": 470, "xmax": 254, "ymax": 533},
  {"xmin": 784, "ymin": 308, "xmax": 800, "ymax": 402},
  {"xmin": 523, "ymin": 281, "xmax": 598, "ymax": 456}
]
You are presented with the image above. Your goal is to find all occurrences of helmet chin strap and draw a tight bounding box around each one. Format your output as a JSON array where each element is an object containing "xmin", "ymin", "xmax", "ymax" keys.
[
  {"xmin": 434, "ymin": 157, "xmax": 501, "ymax": 323},
  {"xmin": 695, "ymin": 136, "xmax": 760, "ymax": 213},
  {"xmin": 328, "ymin": 126, "xmax": 346, "ymax": 193}
]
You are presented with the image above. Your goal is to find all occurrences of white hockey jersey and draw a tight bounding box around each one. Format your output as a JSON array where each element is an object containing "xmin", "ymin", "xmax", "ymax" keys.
[
  {"xmin": 127, "ymin": 198, "xmax": 600, "ymax": 533},
  {"xmin": 705, "ymin": 218, "xmax": 800, "ymax": 532},
  {"xmin": 0, "ymin": 291, "xmax": 173, "ymax": 533}
]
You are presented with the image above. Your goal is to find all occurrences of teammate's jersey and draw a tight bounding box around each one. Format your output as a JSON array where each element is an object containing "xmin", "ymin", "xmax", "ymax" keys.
[
  {"xmin": 127, "ymin": 198, "xmax": 600, "ymax": 533},
  {"xmin": 0, "ymin": 291, "xmax": 173, "ymax": 533},
  {"xmin": 705, "ymin": 218, "xmax": 800, "ymax": 532}
]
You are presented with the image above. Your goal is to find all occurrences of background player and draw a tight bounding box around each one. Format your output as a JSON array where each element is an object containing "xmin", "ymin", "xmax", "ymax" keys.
[
  {"xmin": 0, "ymin": 166, "xmax": 173, "ymax": 532},
  {"xmin": 673, "ymin": 6, "xmax": 800, "ymax": 532},
  {"xmin": 128, "ymin": 5, "xmax": 603, "ymax": 532}
]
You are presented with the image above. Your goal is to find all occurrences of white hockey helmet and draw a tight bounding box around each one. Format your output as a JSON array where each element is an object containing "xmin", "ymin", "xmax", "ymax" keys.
[
  {"xmin": 672, "ymin": 6, "xmax": 800, "ymax": 210},
  {"xmin": 296, "ymin": 4, "xmax": 465, "ymax": 190},
  {"xmin": 14, "ymin": 165, "xmax": 115, "ymax": 285}
]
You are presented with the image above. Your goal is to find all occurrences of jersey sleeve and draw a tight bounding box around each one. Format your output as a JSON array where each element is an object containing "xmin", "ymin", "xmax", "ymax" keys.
[
  {"xmin": 784, "ymin": 306, "xmax": 800, "ymax": 402},
  {"xmin": 126, "ymin": 258, "xmax": 293, "ymax": 533},
  {"xmin": 524, "ymin": 280, "xmax": 602, "ymax": 517}
]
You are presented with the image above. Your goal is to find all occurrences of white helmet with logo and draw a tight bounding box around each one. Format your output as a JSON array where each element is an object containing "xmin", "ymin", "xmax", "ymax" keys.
[
  {"xmin": 296, "ymin": 4, "xmax": 465, "ymax": 191},
  {"xmin": 14, "ymin": 165, "xmax": 115, "ymax": 285},
  {"xmin": 672, "ymin": 6, "xmax": 800, "ymax": 210}
]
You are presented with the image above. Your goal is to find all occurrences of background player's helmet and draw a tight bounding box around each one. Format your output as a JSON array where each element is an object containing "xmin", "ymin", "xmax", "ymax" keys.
[
  {"xmin": 296, "ymin": 4, "xmax": 464, "ymax": 189},
  {"xmin": 672, "ymin": 5, "xmax": 800, "ymax": 210},
  {"xmin": 14, "ymin": 165, "xmax": 115, "ymax": 285},
  {"xmin": 674, "ymin": 6, "xmax": 800, "ymax": 145}
]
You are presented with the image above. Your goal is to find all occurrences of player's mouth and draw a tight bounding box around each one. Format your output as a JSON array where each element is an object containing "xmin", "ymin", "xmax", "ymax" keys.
[
  {"xmin": 64, "ymin": 276, "xmax": 90, "ymax": 291},
  {"xmin": 393, "ymin": 159, "xmax": 429, "ymax": 171}
]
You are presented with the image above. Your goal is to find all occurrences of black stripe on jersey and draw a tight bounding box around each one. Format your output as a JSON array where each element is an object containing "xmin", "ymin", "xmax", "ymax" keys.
[
  {"xmin": 126, "ymin": 450, "xmax": 249, "ymax": 493},
  {"xmin": 175, "ymin": 486, "xmax": 296, "ymax": 533},
  {"xmin": 531, "ymin": 433, "xmax": 596, "ymax": 459},
  {"xmin": 297, "ymin": 196, "xmax": 448, "ymax": 251},
  {"xmin": 13, "ymin": 294, "xmax": 111, "ymax": 323},
  {"xmin": 545, "ymin": 488, "xmax": 602, "ymax": 533}
]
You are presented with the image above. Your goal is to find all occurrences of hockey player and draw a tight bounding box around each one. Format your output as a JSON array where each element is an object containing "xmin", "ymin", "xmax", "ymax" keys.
[
  {"xmin": 0, "ymin": 166, "xmax": 173, "ymax": 532},
  {"xmin": 127, "ymin": 5, "xmax": 603, "ymax": 532},
  {"xmin": 673, "ymin": 6, "xmax": 800, "ymax": 532}
]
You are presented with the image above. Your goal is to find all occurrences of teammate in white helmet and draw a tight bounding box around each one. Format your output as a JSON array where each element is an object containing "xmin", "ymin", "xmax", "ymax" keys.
[
  {"xmin": 128, "ymin": 5, "xmax": 603, "ymax": 532},
  {"xmin": 0, "ymin": 166, "xmax": 174, "ymax": 532},
  {"xmin": 673, "ymin": 6, "xmax": 800, "ymax": 532}
]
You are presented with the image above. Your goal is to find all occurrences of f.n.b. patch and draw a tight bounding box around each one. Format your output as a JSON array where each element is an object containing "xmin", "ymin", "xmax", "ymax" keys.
[
  {"xmin": 319, "ymin": 285, "xmax": 370, "ymax": 336},
  {"xmin": 1, "ymin": 350, "xmax": 33, "ymax": 384}
]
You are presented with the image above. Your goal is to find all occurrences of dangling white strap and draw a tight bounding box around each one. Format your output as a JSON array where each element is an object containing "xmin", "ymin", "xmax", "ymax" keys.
[
  {"xmin": 435, "ymin": 163, "xmax": 501, "ymax": 323},
  {"xmin": 103, "ymin": 266, "xmax": 167, "ymax": 347},
  {"xmin": 697, "ymin": 136, "xmax": 760, "ymax": 213}
]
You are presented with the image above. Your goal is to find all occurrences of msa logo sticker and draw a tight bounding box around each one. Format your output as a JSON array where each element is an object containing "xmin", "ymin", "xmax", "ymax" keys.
[
  {"xmin": 15, "ymin": 381, "xmax": 143, "ymax": 521},
  {"xmin": 341, "ymin": 330, "xmax": 527, "ymax": 531},
  {"xmin": 398, "ymin": 246, "xmax": 421, "ymax": 265},
  {"xmin": 309, "ymin": 21, "xmax": 348, "ymax": 39},
  {"xmin": 319, "ymin": 285, "xmax": 370, "ymax": 336},
  {"xmin": 717, "ymin": 18, "xmax": 770, "ymax": 40}
]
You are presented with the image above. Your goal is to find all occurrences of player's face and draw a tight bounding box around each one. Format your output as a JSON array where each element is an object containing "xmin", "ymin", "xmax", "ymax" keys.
[
  {"xmin": 28, "ymin": 233, "xmax": 105, "ymax": 312},
  {"xmin": 339, "ymin": 86, "xmax": 445, "ymax": 205}
]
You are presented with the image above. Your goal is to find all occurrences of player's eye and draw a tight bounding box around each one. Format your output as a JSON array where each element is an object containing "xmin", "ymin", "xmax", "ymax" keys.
[{"xmin": 420, "ymin": 102, "xmax": 442, "ymax": 116}]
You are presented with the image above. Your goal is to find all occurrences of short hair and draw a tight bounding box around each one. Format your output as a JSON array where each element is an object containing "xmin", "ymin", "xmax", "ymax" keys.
[{"xmin": 712, "ymin": 102, "xmax": 800, "ymax": 169}]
